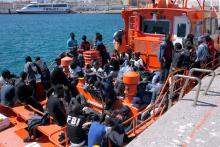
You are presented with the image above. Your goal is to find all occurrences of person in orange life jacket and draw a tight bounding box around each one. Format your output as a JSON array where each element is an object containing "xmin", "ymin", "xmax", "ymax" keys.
[
  {"xmin": 79, "ymin": 35, "xmax": 90, "ymax": 51},
  {"xmin": 158, "ymin": 34, "xmax": 174, "ymax": 81}
]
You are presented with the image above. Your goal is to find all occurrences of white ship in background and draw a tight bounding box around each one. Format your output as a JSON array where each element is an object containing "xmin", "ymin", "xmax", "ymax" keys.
[{"xmin": 16, "ymin": 3, "xmax": 71, "ymax": 14}]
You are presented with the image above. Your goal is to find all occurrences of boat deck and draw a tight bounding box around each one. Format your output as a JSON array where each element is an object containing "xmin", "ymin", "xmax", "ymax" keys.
[{"xmin": 127, "ymin": 67, "xmax": 220, "ymax": 147}]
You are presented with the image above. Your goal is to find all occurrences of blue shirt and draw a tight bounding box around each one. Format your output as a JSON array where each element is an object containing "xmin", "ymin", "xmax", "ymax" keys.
[
  {"xmin": 196, "ymin": 43, "xmax": 208, "ymax": 62},
  {"xmin": 67, "ymin": 38, "xmax": 78, "ymax": 49},
  {"xmin": 88, "ymin": 122, "xmax": 106, "ymax": 147}
]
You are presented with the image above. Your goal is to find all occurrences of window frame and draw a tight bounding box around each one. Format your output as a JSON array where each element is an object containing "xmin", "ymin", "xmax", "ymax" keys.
[
  {"xmin": 142, "ymin": 19, "xmax": 171, "ymax": 35},
  {"xmin": 176, "ymin": 23, "xmax": 187, "ymax": 38}
]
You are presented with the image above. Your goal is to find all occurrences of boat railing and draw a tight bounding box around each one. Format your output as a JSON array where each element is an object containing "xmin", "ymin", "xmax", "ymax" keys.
[
  {"xmin": 122, "ymin": 68, "xmax": 186, "ymax": 137},
  {"xmin": 122, "ymin": 55, "xmax": 220, "ymax": 137},
  {"xmin": 126, "ymin": 0, "xmax": 208, "ymax": 10},
  {"xmin": 170, "ymin": 74, "xmax": 201, "ymax": 107},
  {"xmin": 179, "ymin": 68, "xmax": 215, "ymax": 100}
]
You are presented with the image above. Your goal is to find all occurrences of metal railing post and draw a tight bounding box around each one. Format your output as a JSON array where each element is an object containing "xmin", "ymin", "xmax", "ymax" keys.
[
  {"xmin": 168, "ymin": 76, "xmax": 174, "ymax": 109},
  {"xmin": 179, "ymin": 68, "xmax": 215, "ymax": 99},
  {"xmin": 173, "ymin": 75, "xmax": 201, "ymax": 106}
]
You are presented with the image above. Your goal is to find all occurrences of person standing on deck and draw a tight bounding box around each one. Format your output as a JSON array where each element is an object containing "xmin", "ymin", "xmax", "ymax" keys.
[
  {"xmin": 24, "ymin": 56, "xmax": 38, "ymax": 98},
  {"xmin": 79, "ymin": 35, "xmax": 90, "ymax": 51},
  {"xmin": 67, "ymin": 32, "xmax": 78, "ymax": 50},
  {"xmin": 158, "ymin": 34, "xmax": 174, "ymax": 82},
  {"xmin": 194, "ymin": 36, "xmax": 209, "ymax": 68},
  {"xmin": 35, "ymin": 57, "xmax": 51, "ymax": 90}
]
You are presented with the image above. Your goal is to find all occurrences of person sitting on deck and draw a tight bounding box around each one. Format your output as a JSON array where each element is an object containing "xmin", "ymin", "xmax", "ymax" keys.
[
  {"xmin": 35, "ymin": 57, "xmax": 51, "ymax": 90},
  {"xmin": 24, "ymin": 56, "xmax": 38, "ymax": 98},
  {"xmin": 79, "ymin": 35, "xmax": 90, "ymax": 51},
  {"xmin": 15, "ymin": 72, "xmax": 44, "ymax": 112},
  {"xmin": 133, "ymin": 52, "xmax": 144, "ymax": 71},
  {"xmin": 47, "ymin": 84, "xmax": 66, "ymax": 126},
  {"xmin": 1, "ymin": 79, "xmax": 15, "ymax": 107},
  {"xmin": 119, "ymin": 52, "xmax": 129, "ymax": 65},
  {"xmin": 0, "ymin": 70, "xmax": 17, "ymax": 90},
  {"xmin": 88, "ymin": 115, "xmax": 113, "ymax": 147},
  {"xmin": 114, "ymin": 60, "xmax": 133, "ymax": 98},
  {"xmin": 68, "ymin": 61, "xmax": 83, "ymax": 97}
]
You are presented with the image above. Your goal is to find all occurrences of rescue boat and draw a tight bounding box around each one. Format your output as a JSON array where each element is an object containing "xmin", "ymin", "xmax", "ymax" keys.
[{"xmin": 0, "ymin": 0, "xmax": 219, "ymax": 146}]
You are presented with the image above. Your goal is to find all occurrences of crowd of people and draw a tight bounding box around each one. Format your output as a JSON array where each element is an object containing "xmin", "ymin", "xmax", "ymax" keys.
[{"xmin": 0, "ymin": 31, "xmax": 219, "ymax": 147}]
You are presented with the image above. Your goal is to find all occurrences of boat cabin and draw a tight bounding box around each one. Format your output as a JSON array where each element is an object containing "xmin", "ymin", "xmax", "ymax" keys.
[{"xmin": 120, "ymin": 0, "xmax": 220, "ymax": 70}]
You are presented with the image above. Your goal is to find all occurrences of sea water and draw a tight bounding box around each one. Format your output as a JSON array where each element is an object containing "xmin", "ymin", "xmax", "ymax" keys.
[{"xmin": 0, "ymin": 14, "xmax": 123, "ymax": 74}]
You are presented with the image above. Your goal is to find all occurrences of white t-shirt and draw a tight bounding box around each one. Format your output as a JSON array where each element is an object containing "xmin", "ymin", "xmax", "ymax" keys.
[{"xmin": 134, "ymin": 58, "xmax": 144, "ymax": 68}]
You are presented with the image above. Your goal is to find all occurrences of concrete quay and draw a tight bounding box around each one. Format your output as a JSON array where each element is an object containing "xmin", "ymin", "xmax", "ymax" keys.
[{"xmin": 127, "ymin": 67, "xmax": 220, "ymax": 147}]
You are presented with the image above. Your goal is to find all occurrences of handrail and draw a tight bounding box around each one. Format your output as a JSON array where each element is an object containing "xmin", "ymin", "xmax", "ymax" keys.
[
  {"xmin": 122, "ymin": 69, "xmax": 186, "ymax": 135},
  {"xmin": 170, "ymin": 74, "xmax": 201, "ymax": 106},
  {"xmin": 179, "ymin": 68, "xmax": 215, "ymax": 100}
]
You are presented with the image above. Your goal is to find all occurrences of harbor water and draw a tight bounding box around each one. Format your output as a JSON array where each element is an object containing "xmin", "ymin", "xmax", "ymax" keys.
[{"xmin": 0, "ymin": 14, "xmax": 123, "ymax": 74}]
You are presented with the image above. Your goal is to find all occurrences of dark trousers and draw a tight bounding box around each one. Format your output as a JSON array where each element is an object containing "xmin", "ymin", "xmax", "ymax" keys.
[
  {"xmin": 29, "ymin": 80, "xmax": 36, "ymax": 98},
  {"xmin": 160, "ymin": 60, "xmax": 171, "ymax": 82}
]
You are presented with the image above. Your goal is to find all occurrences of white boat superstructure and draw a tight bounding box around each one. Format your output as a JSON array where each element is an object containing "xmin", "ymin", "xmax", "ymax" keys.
[{"xmin": 16, "ymin": 3, "xmax": 71, "ymax": 14}]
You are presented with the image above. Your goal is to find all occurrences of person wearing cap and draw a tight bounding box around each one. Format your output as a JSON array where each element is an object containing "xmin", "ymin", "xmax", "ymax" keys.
[
  {"xmin": 195, "ymin": 36, "xmax": 209, "ymax": 68},
  {"xmin": 158, "ymin": 34, "xmax": 174, "ymax": 81}
]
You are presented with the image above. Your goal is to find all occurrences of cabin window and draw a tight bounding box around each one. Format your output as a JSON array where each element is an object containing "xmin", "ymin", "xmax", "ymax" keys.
[
  {"xmin": 143, "ymin": 20, "xmax": 170, "ymax": 35},
  {"xmin": 28, "ymin": 5, "xmax": 38, "ymax": 8},
  {"xmin": 54, "ymin": 4, "xmax": 67, "ymax": 7},
  {"xmin": 177, "ymin": 23, "xmax": 186, "ymax": 37},
  {"xmin": 205, "ymin": 18, "xmax": 212, "ymax": 35},
  {"xmin": 39, "ymin": 5, "xmax": 52, "ymax": 7}
]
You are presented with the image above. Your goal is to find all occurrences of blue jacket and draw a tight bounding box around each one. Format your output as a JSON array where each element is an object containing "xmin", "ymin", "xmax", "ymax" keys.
[
  {"xmin": 88, "ymin": 122, "xmax": 106, "ymax": 147},
  {"xmin": 196, "ymin": 43, "xmax": 208, "ymax": 62}
]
